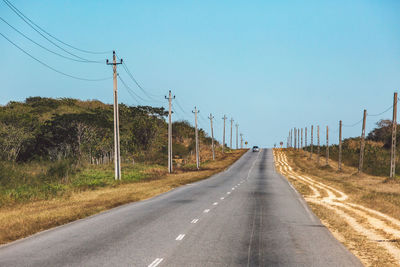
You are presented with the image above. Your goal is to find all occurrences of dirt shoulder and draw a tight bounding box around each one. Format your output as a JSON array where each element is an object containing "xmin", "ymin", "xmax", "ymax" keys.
[
  {"xmin": 274, "ymin": 149, "xmax": 400, "ymax": 267},
  {"xmin": 0, "ymin": 150, "xmax": 246, "ymax": 245}
]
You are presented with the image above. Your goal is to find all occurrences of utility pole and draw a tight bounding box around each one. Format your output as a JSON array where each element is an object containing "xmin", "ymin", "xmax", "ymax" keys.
[
  {"xmin": 208, "ymin": 113, "xmax": 215, "ymax": 161},
  {"xmin": 287, "ymin": 131, "xmax": 290, "ymax": 148},
  {"xmin": 358, "ymin": 109, "xmax": 367, "ymax": 173},
  {"xmin": 390, "ymin": 92, "xmax": 398, "ymax": 178},
  {"xmin": 240, "ymin": 133, "xmax": 243, "ymax": 149},
  {"xmin": 305, "ymin": 127, "xmax": 308, "ymax": 150},
  {"xmin": 230, "ymin": 118, "xmax": 234, "ymax": 149},
  {"xmin": 291, "ymin": 129, "xmax": 293, "ymax": 148},
  {"xmin": 317, "ymin": 125, "xmax": 320, "ymax": 165},
  {"xmin": 310, "ymin": 125, "xmax": 313, "ymax": 159},
  {"xmin": 235, "ymin": 123, "xmax": 239, "ymax": 149},
  {"xmin": 106, "ymin": 51, "xmax": 122, "ymax": 180},
  {"xmin": 222, "ymin": 115, "xmax": 227, "ymax": 153},
  {"xmin": 339, "ymin": 120, "xmax": 343, "ymax": 171},
  {"xmin": 294, "ymin": 128, "xmax": 297, "ymax": 149},
  {"xmin": 326, "ymin": 126, "xmax": 329, "ymax": 166},
  {"xmin": 165, "ymin": 90, "xmax": 175, "ymax": 173},
  {"xmin": 193, "ymin": 107, "xmax": 200, "ymax": 170},
  {"xmin": 297, "ymin": 128, "xmax": 300, "ymax": 151},
  {"xmin": 301, "ymin": 128, "xmax": 303, "ymax": 149}
]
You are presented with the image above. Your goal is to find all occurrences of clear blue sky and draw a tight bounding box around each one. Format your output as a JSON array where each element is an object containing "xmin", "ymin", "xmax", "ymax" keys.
[{"xmin": 1, "ymin": 0, "xmax": 400, "ymax": 147}]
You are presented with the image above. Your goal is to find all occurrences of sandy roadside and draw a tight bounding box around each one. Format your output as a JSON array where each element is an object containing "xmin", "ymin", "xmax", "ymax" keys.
[{"xmin": 274, "ymin": 149, "xmax": 400, "ymax": 266}]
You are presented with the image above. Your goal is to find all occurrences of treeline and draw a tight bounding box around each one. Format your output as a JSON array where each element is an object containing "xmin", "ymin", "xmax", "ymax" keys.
[{"xmin": 0, "ymin": 97, "xmax": 213, "ymax": 165}]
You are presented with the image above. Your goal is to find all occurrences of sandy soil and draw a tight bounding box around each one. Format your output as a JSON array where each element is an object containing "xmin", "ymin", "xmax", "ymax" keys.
[{"xmin": 274, "ymin": 150, "xmax": 400, "ymax": 266}]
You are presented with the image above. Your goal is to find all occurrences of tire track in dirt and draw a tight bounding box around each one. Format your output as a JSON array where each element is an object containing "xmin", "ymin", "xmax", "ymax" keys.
[{"xmin": 273, "ymin": 150, "xmax": 400, "ymax": 265}]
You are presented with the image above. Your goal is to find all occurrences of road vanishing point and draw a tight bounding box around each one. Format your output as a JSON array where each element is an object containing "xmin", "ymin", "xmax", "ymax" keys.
[{"xmin": 0, "ymin": 149, "xmax": 362, "ymax": 266}]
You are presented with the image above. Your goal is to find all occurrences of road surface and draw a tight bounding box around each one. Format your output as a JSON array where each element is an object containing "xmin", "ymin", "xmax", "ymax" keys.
[{"xmin": 0, "ymin": 149, "xmax": 362, "ymax": 266}]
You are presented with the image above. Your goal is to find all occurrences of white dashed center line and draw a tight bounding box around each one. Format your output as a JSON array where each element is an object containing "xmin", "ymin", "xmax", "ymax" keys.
[
  {"xmin": 232, "ymin": 188, "xmax": 235, "ymax": 190},
  {"xmin": 204, "ymin": 209, "xmax": 210, "ymax": 213},
  {"xmin": 148, "ymin": 258, "xmax": 163, "ymax": 267},
  {"xmin": 213, "ymin": 202, "xmax": 218, "ymax": 205},
  {"xmin": 176, "ymin": 234, "xmax": 185, "ymax": 241},
  {"xmin": 191, "ymin": 219, "xmax": 199, "ymax": 224},
  {"xmin": 220, "ymin": 197, "xmax": 225, "ymax": 200},
  {"xmin": 227, "ymin": 192, "xmax": 231, "ymax": 194}
]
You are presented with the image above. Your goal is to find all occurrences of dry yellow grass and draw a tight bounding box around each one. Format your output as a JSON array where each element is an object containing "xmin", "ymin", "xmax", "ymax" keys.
[
  {"xmin": 275, "ymin": 149, "xmax": 400, "ymax": 266},
  {"xmin": 0, "ymin": 150, "xmax": 246, "ymax": 245}
]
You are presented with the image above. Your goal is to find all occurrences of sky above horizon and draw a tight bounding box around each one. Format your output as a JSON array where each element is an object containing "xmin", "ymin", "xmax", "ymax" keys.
[{"xmin": 1, "ymin": 0, "xmax": 400, "ymax": 147}]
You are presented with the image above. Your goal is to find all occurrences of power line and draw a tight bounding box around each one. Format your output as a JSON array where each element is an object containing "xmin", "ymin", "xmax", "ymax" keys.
[
  {"xmin": 2, "ymin": 0, "xmax": 111, "ymax": 55},
  {"xmin": 367, "ymin": 104, "xmax": 393, "ymax": 117},
  {"xmin": 342, "ymin": 118, "xmax": 364, "ymax": 128},
  {"xmin": 0, "ymin": 32, "xmax": 111, "ymax": 81},
  {"xmin": 171, "ymin": 104, "xmax": 185, "ymax": 121},
  {"xmin": 3, "ymin": 0, "xmax": 103, "ymax": 62},
  {"xmin": 118, "ymin": 75, "xmax": 152, "ymax": 103},
  {"xmin": 115, "ymin": 54, "xmax": 164, "ymax": 103},
  {"xmin": 174, "ymin": 99, "xmax": 190, "ymax": 115},
  {"xmin": 0, "ymin": 16, "xmax": 101, "ymax": 64}
]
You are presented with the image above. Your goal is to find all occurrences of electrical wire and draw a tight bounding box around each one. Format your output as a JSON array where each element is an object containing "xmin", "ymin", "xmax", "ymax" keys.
[
  {"xmin": 3, "ymin": 0, "xmax": 103, "ymax": 62},
  {"xmin": 174, "ymin": 99, "xmax": 191, "ymax": 115},
  {"xmin": 0, "ymin": 32, "xmax": 111, "ymax": 81},
  {"xmin": 2, "ymin": 0, "xmax": 111, "ymax": 55},
  {"xmin": 0, "ymin": 17, "xmax": 101, "ymax": 63},
  {"xmin": 171, "ymin": 104, "xmax": 185, "ymax": 121},
  {"xmin": 367, "ymin": 104, "xmax": 393, "ymax": 117},
  {"xmin": 118, "ymin": 75, "xmax": 152, "ymax": 103},
  {"xmin": 342, "ymin": 118, "xmax": 364, "ymax": 127},
  {"xmin": 116, "ymin": 56, "xmax": 164, "ymax": 103}
]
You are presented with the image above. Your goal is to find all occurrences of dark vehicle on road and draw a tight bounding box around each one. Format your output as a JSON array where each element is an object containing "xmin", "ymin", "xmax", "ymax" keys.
[{"xmin": 252, "ymin": 146, "xmax": 260, "ymax": 152}]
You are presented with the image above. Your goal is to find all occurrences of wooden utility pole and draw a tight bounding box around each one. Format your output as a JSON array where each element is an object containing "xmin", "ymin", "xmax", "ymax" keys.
[
  {"xmin": 305, "ymin": 127, "xmax": 308, "ymax": 150},
  {"xmin": 358, "ymin": 109, "xmax": 367, "ymax": 173},
  {"xmin": 287, "ymin": 132, "xmax": 290, "ymax": 148},
  {"xmin": 235, "ymin": 123, "xmax": 239, "ymax": 149},
  {"xmin": 310, "ymin": 125, "xmax": 313, "ymax": 159},
  {"xmin": 326, "ymin": 126, "xmax": 329, "ymax": 165},
  {"xmin": 297, "ymin": 128, "xmax": 300, "ymax": 151},
  {"xmin": 291, "ymin": 129, "xmax": 293, "ymax": 148},
  {"xmin": 222, "ymin": 115, "xmax": 227, "ymax": 153},
  {"xmin": 317, "ymin": 125, "xmax": 320, "ymax": 164},
  {"xmin": 193, "ymin": 107, "xmax": 200, "ymax": 169},
  {"xmin": 240, "ymin": 133, "xmax": 243, "ymax": 149},
  {"xmin": 339, "ymin": 120, "xmax": 343, "ymax": 171},
  {"xmin": 230, "ymin": 118, "xmax": 234, "ymax": 149},
  {"xmin": 106, "ymin": 51, "xmax": 122, "ymax": 180},
  {"xmin": 165, "ymin": 90, "xmax": 175, "ymax": 173},
  {"xmin": 301, "ymin": 128, "xmax": 303, "ymax": 149},
  {"xmin": 390, "ymin": 92, "xmax": 398, "ymax": 178},
  {"xmin": 208, "ymin": 113, "xmax": 215, "ymax": 161}
]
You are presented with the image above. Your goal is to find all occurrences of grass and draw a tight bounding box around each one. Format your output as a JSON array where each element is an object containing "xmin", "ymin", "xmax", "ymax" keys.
[
  {"xmin": 0, "ymin": 149, "xmax": 246, "ymax": 245},
  {"xmin": 0, "ymin": 160, "xmax": 166, "ymax": 206}
]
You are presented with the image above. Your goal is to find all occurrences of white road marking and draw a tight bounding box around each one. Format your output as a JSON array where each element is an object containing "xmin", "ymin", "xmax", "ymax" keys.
[
  {"xmin": 213, "ymin": 202, "xmax": 218, "ymax": 205},
  {"xmin": 220, "ymin": 197, "xmax": 225, "ymax": 200},
  {"xmin": 227, "ymin": 192, "xmax": 231, "ymax": 194},
  {"xmin": 232, "ymin": 188, "xmax": 235, "ymax": 190},
  {"xmin": 204, "ymin": 209, "xmax": 210, "ymax": 213},
  {"xmin": 191, "ymin": 219, "xmax": 199, "ymax": 224},
  {"xmin": 148, "ymin": 258, "xmax": 163, "ymax": 267},
  {"xmin": 176, "ymin": 234, "xmax": 185, "ymax": 240}
]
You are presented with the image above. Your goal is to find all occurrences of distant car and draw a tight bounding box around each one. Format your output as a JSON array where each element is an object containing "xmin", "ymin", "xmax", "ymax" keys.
[{"xmin": 252, "ymin": 146, "xmax": 260, "ymax": 152}]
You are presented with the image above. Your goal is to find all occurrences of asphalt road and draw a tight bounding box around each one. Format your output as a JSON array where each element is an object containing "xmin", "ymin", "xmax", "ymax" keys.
[{"xmin": 0, "ymin": 149, "xmax": 362, "ymax": 267}]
